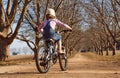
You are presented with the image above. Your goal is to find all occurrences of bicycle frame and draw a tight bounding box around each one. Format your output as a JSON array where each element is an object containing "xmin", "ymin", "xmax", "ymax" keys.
[{"xmin": 44, "ymin": 39, "xmax": 58, "ymax": 63}]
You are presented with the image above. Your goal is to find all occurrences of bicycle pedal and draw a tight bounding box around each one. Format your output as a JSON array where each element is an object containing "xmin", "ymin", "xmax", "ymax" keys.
[{"xmin": 40, "ymin": 62, "xmax": 46, "ymax": 66}]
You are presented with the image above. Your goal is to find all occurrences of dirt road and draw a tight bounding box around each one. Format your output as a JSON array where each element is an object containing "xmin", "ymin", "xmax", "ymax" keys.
[{"xmin": 0, "ymin": 53, "xmax": 120, "ymax": 78}]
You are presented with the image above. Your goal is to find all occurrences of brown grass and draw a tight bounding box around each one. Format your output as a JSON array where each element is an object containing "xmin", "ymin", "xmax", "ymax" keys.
[
  {"xmin": 81, "ymin": 51, "xmax": 120, "ymax": 61},
  {"xmin": 0, "ymin": 55, "xmax": 34, "ymax": 66}
]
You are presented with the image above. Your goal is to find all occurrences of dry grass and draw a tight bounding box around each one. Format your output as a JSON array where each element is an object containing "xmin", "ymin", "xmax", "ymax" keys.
[
  {"xmin": 0, "ymin": 59, "xmax": 34, "ymax": 66},
  {"xmin": 81, "ymin": 51, "xmax": 120, "ymax": 61},
  {"xmin": 0, "ymin": 55, "xmax": 34, "ymax": 66}
]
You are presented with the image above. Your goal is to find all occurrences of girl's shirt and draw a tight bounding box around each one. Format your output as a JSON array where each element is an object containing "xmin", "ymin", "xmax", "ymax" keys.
[{"xmin": 39, "ymin": 18, "xmax": 69, "ymax": 32}]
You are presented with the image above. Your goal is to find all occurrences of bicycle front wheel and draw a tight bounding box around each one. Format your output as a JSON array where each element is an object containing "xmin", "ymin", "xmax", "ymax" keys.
[
  {"xmin": 35, "ymin": 47, "xmax": 50, "ymax": 73},
  {"xmin": 58, "ymin": 47, "xmax": 68, "ymax": 71}
]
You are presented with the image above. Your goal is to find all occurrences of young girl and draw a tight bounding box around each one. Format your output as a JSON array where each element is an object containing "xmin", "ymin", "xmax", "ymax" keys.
[{"xmin": 39, "ymin": 8, "xmax": 72, "ymax": 54}]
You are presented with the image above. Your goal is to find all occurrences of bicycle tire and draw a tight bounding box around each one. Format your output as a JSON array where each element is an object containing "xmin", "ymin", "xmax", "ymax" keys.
[
  {"xmin": 58, "ymin": 47, "xmax": 68, "ymax": 71},
  {"xmin": 35, "ymin": 47, "xmax": 50, "ymax": 73}
]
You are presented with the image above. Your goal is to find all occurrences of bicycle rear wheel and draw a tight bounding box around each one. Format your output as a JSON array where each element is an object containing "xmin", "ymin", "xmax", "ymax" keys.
[
  {"xmin": 35, "ymin": 47, "xmax": 50, "ymax": 73},
  {"xmin": 58, "ymin": 47, "xmax": 68, "ymax": 71}
]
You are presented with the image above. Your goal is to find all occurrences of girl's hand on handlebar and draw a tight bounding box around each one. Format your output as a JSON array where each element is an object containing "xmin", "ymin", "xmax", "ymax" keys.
[{"xmin": 61, "ymin": 30, "xmax": 72, "ymax": 33}]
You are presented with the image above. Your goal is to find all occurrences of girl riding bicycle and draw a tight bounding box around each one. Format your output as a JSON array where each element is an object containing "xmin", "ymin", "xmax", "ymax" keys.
[{"xmin": 38, "ymin": 8, "xmax": 72, "ymax": 54}]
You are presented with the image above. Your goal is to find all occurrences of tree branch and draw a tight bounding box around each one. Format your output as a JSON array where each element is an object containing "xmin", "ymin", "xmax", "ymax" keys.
[
  {"xmin": 9, "ymin": 0, "xmax": 18, "ymax": 24},
  {"xmin": 43, "ymin": 0, "xmax": 50, "ymax": 21},
  {"xmin": 36, "ymin": 1, "xmax": 41, "ymax": 25},
  {"xmin": 0, "ymin": 0, "xmax": 5, "ymax": 22},
  {"xmin": 116, "ymin": 0, "xmax": 120, "ymax": 6},
  {"xmin": 16, "ymin": 35, "xmax": 35, "ymax": 51},
  {"xmin": 54, "ymin": 0, "xmax": 63, "ymax": 12},
  {"xmin": 6, "ymin": 0, "xmax": 11, "ymax": 16},
  {"xmin": 9, "ymin": 0, "xmax": 31, "ymax": 43}
]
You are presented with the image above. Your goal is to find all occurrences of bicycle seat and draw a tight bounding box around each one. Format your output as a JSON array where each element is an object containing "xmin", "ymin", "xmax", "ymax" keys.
[{"xmin": 45, "ymin": 38, "xmax": 55, "ymax": 44}]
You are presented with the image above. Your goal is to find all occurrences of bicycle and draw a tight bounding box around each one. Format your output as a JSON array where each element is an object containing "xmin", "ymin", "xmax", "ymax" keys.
[{"xmin": 35, "ymin": 30, "xmax": 71, "ymax": 73}]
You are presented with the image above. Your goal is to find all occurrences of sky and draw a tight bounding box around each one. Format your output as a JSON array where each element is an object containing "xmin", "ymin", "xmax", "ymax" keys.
[
  {"xmin": 10, "ymin": 39, "xmax": 28, "ymax": 48},
  {"xmin": 10, "ymin": 39, "xmax": 34, "ymax": 55}
]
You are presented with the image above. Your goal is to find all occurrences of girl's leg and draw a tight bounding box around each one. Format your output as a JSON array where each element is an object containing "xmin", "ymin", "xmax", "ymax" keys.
[
  {"xmin": 53, "ymin": 33, "xmax": 63, "ymax": 53},
  {"xmin": 57, "ymin": 40, "xmax": 63, "ymax": 54}
]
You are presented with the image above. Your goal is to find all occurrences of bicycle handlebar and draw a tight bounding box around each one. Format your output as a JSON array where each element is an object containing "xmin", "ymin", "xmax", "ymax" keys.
[{"xmin": 58, "ymin": 30, "xmax": 72, "ymax": 33}]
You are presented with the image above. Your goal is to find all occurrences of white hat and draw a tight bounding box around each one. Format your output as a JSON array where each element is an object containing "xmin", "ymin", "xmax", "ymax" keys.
[{"xmin": 47, "ymin": 8, "xmax": 56, "ymax": 17}]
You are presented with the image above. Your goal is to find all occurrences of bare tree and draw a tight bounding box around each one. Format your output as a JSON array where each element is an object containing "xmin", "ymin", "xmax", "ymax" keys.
[{"xmin": 0, "ymin": 0, "xmax": 31, "ymax": 61}]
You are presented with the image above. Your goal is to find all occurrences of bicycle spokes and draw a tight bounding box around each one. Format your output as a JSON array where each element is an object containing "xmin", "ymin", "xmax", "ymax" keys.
[{"xmin": 35, "ymin": 47, "xmax": 50, "ymax": 73}]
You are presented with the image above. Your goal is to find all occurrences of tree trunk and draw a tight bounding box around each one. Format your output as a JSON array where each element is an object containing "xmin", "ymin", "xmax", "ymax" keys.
[
  {"xmin": 0, "ymin": 40, "xmax": 10, "ymax": 61},
  {"xmin": 0, "ymin": 24, "xmax": 11, "ymax": 61},
  {"xmin": 100, "ymin": 49, "xmax": 103, "ymax": 55},
  {"xmin": 106, "ymin": 48, "xmax": 109, "ymax": 56},
  {"xmin": 0, "ymin": 0, "xmax": 31, "ymax": 61},
  {"xmin": 112, "ymin": 43, "xmax": 116, "ymax": 56},
  {"xmin": 112, "ymin": 49, "xmax": 115, "ymax": 56}
]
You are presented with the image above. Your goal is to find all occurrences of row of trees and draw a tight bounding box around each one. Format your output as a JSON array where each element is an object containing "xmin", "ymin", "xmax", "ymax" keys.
[{"xmin": 80, "ymin": 0, "xmax": 120, "ymax": 55}]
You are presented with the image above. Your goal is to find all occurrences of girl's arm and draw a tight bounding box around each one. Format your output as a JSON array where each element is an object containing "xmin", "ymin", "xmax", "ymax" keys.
[{"xmin": 55, "ymin": 19, "xmax": 72, "ymax": 30}]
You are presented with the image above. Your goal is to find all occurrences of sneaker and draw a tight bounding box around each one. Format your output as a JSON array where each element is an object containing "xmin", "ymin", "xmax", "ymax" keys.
[{"xmin": 58, "ymin": 52, "xmax": 65, "ymax": 55}]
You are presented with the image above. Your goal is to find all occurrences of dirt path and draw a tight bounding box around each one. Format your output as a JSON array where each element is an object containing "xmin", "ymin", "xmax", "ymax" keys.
[{"xmin": 0, "ymin": 53, "xmax": 120, "ymax": 78}]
